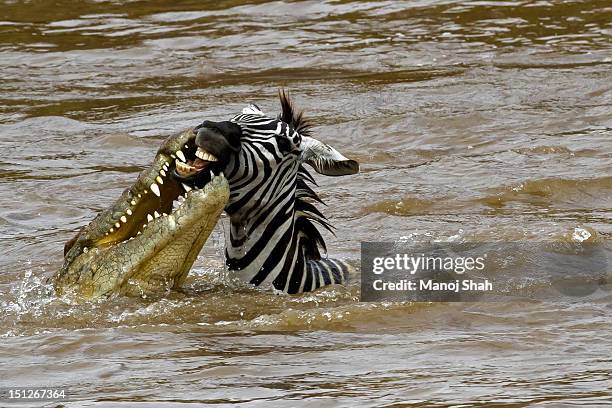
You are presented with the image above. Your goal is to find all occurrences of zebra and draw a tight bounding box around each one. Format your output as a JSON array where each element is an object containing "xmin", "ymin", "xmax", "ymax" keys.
[{"xmin": 175, "ymin": 91, "xmax": 359, "ymax": 293}]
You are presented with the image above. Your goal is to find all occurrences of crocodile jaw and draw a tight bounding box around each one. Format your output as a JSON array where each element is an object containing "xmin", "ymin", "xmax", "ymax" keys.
[
  {"xmin": 55, "ymin": 129, "xmax": 229, "ymax": 299},
  {"xmin": 56, "ymin": 175, "xmax": 228, "ymax": 298}
]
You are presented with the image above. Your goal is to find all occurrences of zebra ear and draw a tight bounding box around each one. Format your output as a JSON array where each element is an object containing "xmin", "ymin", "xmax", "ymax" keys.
[
  {"xmin": 300, "ymin": 136, "xmax": 359, "ymax": 176},
  {"xmin": 242, "ymin": 104, "xmax": 264, "ymax": 115}
]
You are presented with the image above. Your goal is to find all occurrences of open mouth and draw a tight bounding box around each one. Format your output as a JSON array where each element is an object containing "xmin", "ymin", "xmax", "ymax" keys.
[
  {"xmin": 172, "ymin": 138, "xmax": 224, "ymax": 190},
  {"xmin": 58, "ymin": 127, "xmax": 231, "ymax": 298},
  {"xmin": 125, "ymin": 139, "xmax": 225, "ymax": 242},
  {"xmin": 63, "ymin": 129, "xmax": 227, "ymax": 257},
  {"xmin": 175, "ymin": 147, "xmax": 219, "ymax": 178}
]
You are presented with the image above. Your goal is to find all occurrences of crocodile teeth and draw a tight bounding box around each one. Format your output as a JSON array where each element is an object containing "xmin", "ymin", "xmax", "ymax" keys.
[
  {"xmin": 182, "ymin": 183, "xmax": 192, "ymax": 192},
  {"xmin": 160, "ymin": 169, "xmax": 166, "ymax": 177},
  {"xmin": 130, "ymin": 200, "xmax": 136, "ymax": 205},
  {"xmin": 156, "ymin": 176, "xmax": 164, "ymax": 185},
  {"xmin": 120, "ymin": 216, "xmax": 127, "ymax": 223},
  {"xmin": 154, "ymin": 211, "xmax": 161, "ymax": 218},
  {"xmin": 114, "ymin": 222, "xmax": 120, "ymax": 228},
  {"xmin": 196, "ymin": 148, "xmax": 218, "ymax": 161},
  {"xmin": 150, "ymin": 183, "xmax": 161, "ymax": 197},
  {"xmin": 147, "ymin": 214, "xmax": 154, "ymax": 222},
  {"xmin": 176, "ymin": 150, "xmax": 186, "ymax": 162},
  {"xmin": 126, "ymin": 209, "xmax": 133, "ymax": 216}
]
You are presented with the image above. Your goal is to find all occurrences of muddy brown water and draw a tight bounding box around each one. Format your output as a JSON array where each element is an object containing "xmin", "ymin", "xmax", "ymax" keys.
[{"xmin": 1, "ymin": 1, "xmax": 611, "ymax": 407}]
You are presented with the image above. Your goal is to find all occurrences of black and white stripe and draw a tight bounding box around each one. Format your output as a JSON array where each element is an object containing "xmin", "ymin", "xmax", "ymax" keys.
[{"xmin": 222, "ymin": 104, "xmax": 351, "ymax": 294}]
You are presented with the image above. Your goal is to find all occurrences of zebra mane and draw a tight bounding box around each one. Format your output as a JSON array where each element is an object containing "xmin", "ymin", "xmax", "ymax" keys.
[
  {"xmin": 295, "ymin": 165, "xmax": 334, "ymax": 260},
  {"xmin": 278, "ymin": 90, "xmax": 332, "ymax": 261},
  {"xmin": 278, "ymin": 89, "xmax": 313, "ymax": 137}
]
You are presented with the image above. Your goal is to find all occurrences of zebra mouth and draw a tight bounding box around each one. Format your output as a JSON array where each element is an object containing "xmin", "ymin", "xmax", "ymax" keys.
[
  {"xmin": 173, "ymin": 143, "xmax": 222, "ymax": 188},
  {"xmin": 176, "ymin": 160, "xmax": 203, "ymax": 177},
  {"xmin": 172, "ymin": 122, "xmax": 239, "ymax": 189},
  {"xmin": 175, "ymin": 153, "xmax": 215, "ymax": 178}
]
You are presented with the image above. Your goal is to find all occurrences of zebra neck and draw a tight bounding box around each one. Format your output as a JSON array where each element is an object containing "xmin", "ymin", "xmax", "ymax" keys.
[
  {"xmin": 225, "ymin": 205, "xmax": 298, "ymax": 286},
  {"xmin": 224, "ymin": 211, "xmax": 350, "ymax": 293}
]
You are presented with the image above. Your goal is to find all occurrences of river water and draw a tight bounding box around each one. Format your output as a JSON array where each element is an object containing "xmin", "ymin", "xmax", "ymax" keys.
[{"xmin": 1, "ymin": 1, "xmax": 611, "ymax": 406}]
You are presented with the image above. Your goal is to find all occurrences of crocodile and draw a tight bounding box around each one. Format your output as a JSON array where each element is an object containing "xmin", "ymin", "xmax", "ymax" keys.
[
  {"xmin": 55, "ymin": 129, "xmax": 230, "ymax": 298},
  {"xmin": 56, "ymin": 93, "xmax": 357, "ymax": 298}
]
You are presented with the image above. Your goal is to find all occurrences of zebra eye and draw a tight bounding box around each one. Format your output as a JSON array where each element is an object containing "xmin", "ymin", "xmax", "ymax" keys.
[{"xmin": 276, "ymin": 136, "xmax": 293, "ymax": 154}]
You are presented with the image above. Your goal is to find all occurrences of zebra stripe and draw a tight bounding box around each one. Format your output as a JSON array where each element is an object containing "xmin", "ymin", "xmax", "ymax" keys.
[{"xmin": 222, "ymin": 109, "xmax": 350, "ymax": 294}]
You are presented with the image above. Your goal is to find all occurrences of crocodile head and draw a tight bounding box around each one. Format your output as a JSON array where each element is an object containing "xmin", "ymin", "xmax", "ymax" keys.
[{"xmin": 55, "ymin": 129, "xmax": 229, "ymax": 298}]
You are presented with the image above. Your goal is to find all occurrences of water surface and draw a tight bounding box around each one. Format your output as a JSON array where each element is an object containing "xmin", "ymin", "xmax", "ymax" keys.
[{"xmin": 1, "ymin": 0, "xmax": 611, "ymax": 406}]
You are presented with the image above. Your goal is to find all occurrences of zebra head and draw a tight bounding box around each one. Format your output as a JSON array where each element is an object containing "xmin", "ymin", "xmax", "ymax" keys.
[{"xmin": 175, "ymin": 91, "xmax": 358, "ymax": 293}]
